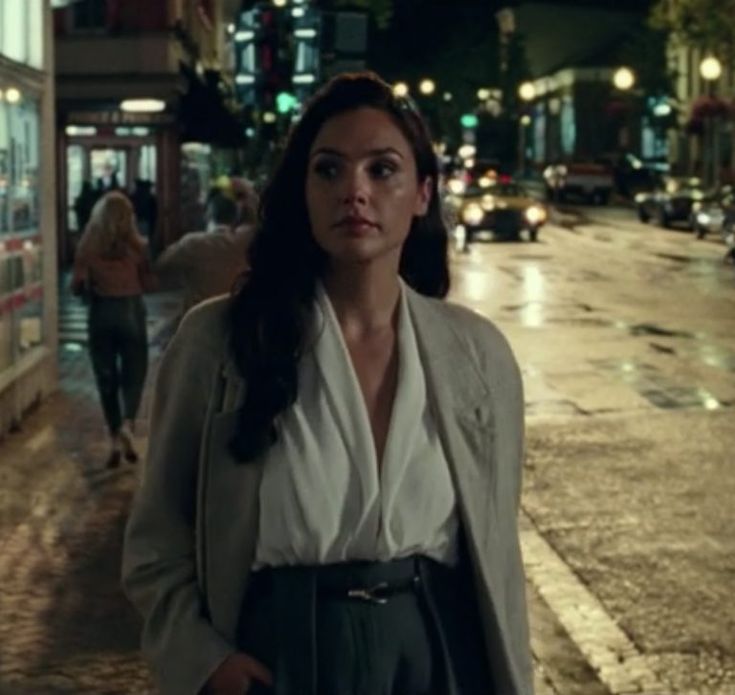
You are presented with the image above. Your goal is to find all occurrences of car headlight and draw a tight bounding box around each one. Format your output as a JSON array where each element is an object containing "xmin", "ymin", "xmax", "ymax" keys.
[
  {"xmin": 525, "ymin": 205, "xmax": 547, "ymax": 225},
  {"xmin": 634, "ymin": 193, "xmax": 647, "ymax": 204},
  {"xmin": 481, "ymin": 195, "xmax": 495, "ymax": 211},
  {"xmin": 462, "ymin": 203, "xmax": 485, "ymax": 226},
  {"xmin": 447, "ymin": 178, "xmax": 466, "ymax": 195}
]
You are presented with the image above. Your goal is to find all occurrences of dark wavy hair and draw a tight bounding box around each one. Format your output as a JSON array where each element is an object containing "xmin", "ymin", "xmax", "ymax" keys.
[{"xmin": 229, "ymin": 71, "xmax": 450, "ymax": 463}]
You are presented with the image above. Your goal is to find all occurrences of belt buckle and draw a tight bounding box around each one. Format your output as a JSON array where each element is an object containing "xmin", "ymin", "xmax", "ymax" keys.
[{"xmin": 347, "ymin": 581, "xmax": 389, "ymax": 605}]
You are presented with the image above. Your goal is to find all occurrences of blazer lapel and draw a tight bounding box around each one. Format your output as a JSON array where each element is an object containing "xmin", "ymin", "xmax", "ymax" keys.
[
  {"xmin": 200, "ymin": 360, "xmax": 264, "ymax": 640},
  {"xmin": 405, "ymin": 288, "xmax": 498, "ymax": 533},
  {"xmin": 407, "ymin": 289, "xmax": 526, "ymax": 692}
]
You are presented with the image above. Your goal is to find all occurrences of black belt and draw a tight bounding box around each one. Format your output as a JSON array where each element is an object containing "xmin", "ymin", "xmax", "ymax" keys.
[
  {"xmin": 251, "ymin": 556, "xmax": 424, "ymax": 606},
  {"xmin": 317, "ymin": 574, "xmax": 421, "ymax": 604}
]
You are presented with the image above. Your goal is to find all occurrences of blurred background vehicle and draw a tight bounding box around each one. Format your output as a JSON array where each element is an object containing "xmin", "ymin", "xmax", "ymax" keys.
[
  {"xmin": 543, "ymin": 162, "xmax": 615, "ymax": 205},
  {"xmin": 447, "ymin": 179, "xmax": 547, "ymax": 243},
  {"xmin": 691, "ymin": 186, "xmax": 735, "ymax": 239},
  {"xmin": 634, "ymin": 176, "xmax": 706, "ymax": 228},
  {"xmin": 609, "ymin": 153, "xmax": 667, "ymax": 198}
]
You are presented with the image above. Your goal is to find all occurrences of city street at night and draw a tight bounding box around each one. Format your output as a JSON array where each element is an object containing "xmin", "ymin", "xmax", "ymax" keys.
[
  {"xmin": 2, "ymin": 1, "xmax": 735, "ymax": 694},
  {"xmin": 1, "ymin": 204, "xmax": 733, "ymax": 695}
]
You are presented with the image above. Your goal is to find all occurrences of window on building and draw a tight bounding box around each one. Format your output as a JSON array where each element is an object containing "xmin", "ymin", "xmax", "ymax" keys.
[{"xmin": 0, "ymin": 0, "xmax": 43, "ymax": 68}]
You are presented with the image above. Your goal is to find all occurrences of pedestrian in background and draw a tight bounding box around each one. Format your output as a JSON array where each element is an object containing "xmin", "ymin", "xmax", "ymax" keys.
[
  {"xmin": 130, "ymin": 178, "xmax": 158, "ymax": 243},
  {"xmin": 71, "ymin": 191, "xmax": 154, "ymax": 469},
  {"xmin": 123, "ymin": 72, "xmax": 532, "ymax": 695},
  {"xmin": 73, "ymin": 180, "xmax": 97, "ymax": 233},
  {"xmin": 154, "ymin": 192, "xmax": 253, "ymax": 321}
]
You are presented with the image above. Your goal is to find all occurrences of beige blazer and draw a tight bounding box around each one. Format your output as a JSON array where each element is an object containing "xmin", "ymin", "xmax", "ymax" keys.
[{"xmin": 122, "ymin": 286, "xmax": 534, "ymax": 695}]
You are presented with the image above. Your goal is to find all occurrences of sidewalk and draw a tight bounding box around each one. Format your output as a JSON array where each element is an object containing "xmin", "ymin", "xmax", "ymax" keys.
[{"xmin": 0, "ymin": 286, "xmax": 178, "ymax": 695}]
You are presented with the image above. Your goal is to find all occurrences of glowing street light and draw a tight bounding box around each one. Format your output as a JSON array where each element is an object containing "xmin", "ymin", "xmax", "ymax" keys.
[
  {"xmin": 393, "ymin": 82, "xmax": 409, "ymax": 98},
  {"xmin": 518, "ymin": 81, "xmax": 536, "ymax": 102},
  {"xmin": 700, "ymin": 55, "xmax": 722, "ymax": 81},
  {"xmin": 477, "ymin": 88, "xmax": 490, "ymax": 100},
  {"xmin": 613, "ymin": 67, "xmax": 635, "ymax": 91},
  {"xmin": 699, "ymin": 55, "xmax": 724, "ymax": 188},
  {"xmin": 419, "ymin": 79, "xmax": 436, "ymax": 96}
]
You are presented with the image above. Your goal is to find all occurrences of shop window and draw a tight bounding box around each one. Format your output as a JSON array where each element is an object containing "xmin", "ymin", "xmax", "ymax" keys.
[
  {"xmin": 67, "ymin": 144, "xmax": 85, "ymax": 231},
  {"xmin": 0, "ymin": 101, "xmax": 8, "ymax": 233},
  {"xmin": 138, "ymin": 144, "xmax": 156, "ymax": 184},
  {"xmin": 9, "ymin": 99, "xmax": 40, "ymax": 233},
  {"xmin": 0, "ymin": 92, "xmax": 44, "ymax": 373},
  {"xmin": 0, "ymin": 0, "xmax": 43, "ymax": 68}
]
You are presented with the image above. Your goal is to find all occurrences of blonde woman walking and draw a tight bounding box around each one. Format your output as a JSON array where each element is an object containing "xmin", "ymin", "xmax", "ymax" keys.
[{"xmin": 72, "ymin": 191, "xmax": 154, "ymax": 469}]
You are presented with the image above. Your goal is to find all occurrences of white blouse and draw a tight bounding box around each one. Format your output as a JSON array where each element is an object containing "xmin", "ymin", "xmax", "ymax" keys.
[{"xmin": 252, "ymin": 281, "xmax": 459, "ymax": 568}]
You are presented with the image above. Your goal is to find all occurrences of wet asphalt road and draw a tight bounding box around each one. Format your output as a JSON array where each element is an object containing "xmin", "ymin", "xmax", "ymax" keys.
[{"xmin": 451, "ymin": 205, "xmax": 735, "ymax": 695}]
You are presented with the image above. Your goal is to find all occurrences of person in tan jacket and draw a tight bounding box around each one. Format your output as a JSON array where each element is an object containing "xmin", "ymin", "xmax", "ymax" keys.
[
  {"xmin": 154, "ymin": 193, "xmax": 253, "ymax": 319},
  {"xmin": 123, "ymin": 73, "xmax": 533, "ymax": 695}
]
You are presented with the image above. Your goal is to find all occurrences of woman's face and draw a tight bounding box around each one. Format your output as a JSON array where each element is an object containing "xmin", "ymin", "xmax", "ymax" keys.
[{"xmin": 305, "ymin": 107, "xmax": 431, "ymax": 268}]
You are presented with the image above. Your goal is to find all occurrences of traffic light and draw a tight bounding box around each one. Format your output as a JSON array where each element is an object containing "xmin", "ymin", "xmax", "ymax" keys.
[
  {"xmin": 276, "ymin": 91, "xmax": 299, "ymax": 114},
  {"xmin": 461, "ymin": 113, "xmax": 479, "ymax": 129}
]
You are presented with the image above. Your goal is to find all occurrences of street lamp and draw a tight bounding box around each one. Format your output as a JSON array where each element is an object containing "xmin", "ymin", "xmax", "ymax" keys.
[
  {"xmin": 613, "ymin": 67, "xmax": 635, "ymax": 91},
  {"xmin": 477, "ymin": 88, "xmax": 491, "ymax": 101},
  {"xmin": 700, "ymin": 55, "xmax": 722, "ymax": 81},
  {"xmin": 518, "ymin": 81, "xmax": 536, "ymax": 102},
  {"xmin": 517, "ymin": 82, "xmax": 535, "ymax": 177},
  {"xmin": 700, "ymin": 55, "xmax": 723, "ymax": 187},
  {"xmin": 393, "ymin": 82, "xmax": 409, "ymax": 98},
  {"xmin": 419, "ymin": 79, "xmax": 436, "ymax": 96},
  {"xmin": 612, "ymin": 67, "xmax": 637, "ymax": 154}
]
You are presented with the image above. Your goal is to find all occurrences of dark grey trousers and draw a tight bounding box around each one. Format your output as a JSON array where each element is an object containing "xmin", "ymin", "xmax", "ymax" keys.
[
  {"xmin": 236, "ymin": 556, "xmax": 493, "ymax": 695},
  {"xmin": 87, "ymin": 295, "xmax": 148, "ymax": 434}
]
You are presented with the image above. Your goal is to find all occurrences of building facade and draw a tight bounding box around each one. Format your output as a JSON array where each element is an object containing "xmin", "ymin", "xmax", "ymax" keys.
[
  {"xmin": 667, "ymin": 39, "xmax": 735, "ymax": 182},
  {"xmin": 54, "ymin": 0, "xmax": 241, "ymax": 265},
  {"xmin": 0, "ymin": 0, "xmax": 58, "ymax": 437}
]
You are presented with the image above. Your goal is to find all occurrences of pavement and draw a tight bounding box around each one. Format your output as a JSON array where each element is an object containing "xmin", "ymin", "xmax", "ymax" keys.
[{"xmin": 0, "ymin": 281, "xmax": 179, "ymax": 695}]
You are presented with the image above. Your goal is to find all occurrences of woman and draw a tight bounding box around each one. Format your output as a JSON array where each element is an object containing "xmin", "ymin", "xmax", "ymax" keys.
[
  {"xmin": 122, "ymin": 73, "xmax": 533, "ymax": 695},
  {"xmin": 72, "ymin": 191, "xmax": 152, "ymax": 468}
]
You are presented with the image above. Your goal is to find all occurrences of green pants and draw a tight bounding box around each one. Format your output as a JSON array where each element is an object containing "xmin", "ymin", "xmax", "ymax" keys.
[
  {"xmin": 237, "ymin": 556, "xmax": 492, "ymax": 695},
  {"xmin": 87, "ymin": 294, "xmax": 148, "ymax": 435}
]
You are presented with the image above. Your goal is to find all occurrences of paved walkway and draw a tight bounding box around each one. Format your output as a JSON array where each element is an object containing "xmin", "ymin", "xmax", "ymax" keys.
[{"xmin": 0, "ymin": 284, "xmax": 178, "ymax": 694}]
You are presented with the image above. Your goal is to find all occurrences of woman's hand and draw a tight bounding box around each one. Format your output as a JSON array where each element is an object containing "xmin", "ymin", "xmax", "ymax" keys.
[{"xmin": 205, "ymin": 652, "xmax": 274, "ymax": 694}]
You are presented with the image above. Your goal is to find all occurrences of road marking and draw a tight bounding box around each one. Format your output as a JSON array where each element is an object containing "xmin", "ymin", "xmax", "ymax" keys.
[{"xmin": 520, "ymin": 511, "xmax": 670, "ymax": 695}]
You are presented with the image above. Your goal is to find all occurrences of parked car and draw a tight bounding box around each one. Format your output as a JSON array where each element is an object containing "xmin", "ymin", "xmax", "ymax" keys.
[
  {"xmin": 691, "ymin": 186, "xmax": 735, "ymax": 239},
  {"xmin": 634, "ymin": 176, "xmax": 706, "ymax": 228},
  {"xmin": 610, "ymin": 153, "xmax": 666, "ymax": 198},
  {"xmin": 543, "ymin": 162, "xmax": 614, "ymax": 204},
  {"xmin": 448, "ymin": 180, "xmax": 547, "ymax": 242}
]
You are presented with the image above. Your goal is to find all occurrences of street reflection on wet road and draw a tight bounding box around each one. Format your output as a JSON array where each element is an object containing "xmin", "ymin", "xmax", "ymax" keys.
[{"xmin": 450, "ymin": 212, "xmax": 735, "ymax": 695}]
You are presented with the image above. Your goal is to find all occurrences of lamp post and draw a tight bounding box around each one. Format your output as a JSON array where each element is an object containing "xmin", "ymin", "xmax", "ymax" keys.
[
  {"xmin": 700, "ymin": 55, "xmax": 722, "ymax": 187},
  {"xmin": 517, "ymin": 82, "xmax": 535, "ymax": 178},
  {"xmin": 612, "ymin": 67, "xmax": 636, "ymax": 153}
]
